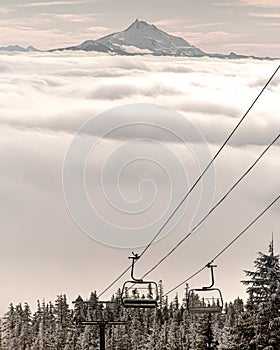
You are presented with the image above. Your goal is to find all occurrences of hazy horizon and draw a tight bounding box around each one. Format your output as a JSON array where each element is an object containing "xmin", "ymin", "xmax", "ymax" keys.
[{"xmin": 0, "ymin": 0, "xmax": 280, "ymax": 56}]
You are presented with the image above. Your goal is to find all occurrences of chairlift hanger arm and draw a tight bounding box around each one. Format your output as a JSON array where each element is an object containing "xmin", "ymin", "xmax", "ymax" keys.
[
  {"xmin": 202, "ymin": 263, "xmax": 217, "ymax": 290},
  {"xmin": 129, "ymin": 252, "xmax": 143, "ymax": 282}
]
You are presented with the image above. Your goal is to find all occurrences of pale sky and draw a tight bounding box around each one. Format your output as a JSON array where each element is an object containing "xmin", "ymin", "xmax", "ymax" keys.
[{"xmin": 0, "ymin": 0, "xmax": 280, "ymax": 56}]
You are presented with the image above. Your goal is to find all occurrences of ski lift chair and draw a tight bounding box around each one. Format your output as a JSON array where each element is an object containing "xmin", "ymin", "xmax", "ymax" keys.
[
  {"xmin": 188, "ymin": 264, "xmax": 223, "ymax": 314},
  {"xmin": 121, "ymin": 253, "xmax": 159, "ymax": 309}
]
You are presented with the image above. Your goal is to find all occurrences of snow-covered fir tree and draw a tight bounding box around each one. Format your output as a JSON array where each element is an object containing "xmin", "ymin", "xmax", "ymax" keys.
[{"xmin": 240, "ymin": 238, "xmax": 280, "ymax": 349}]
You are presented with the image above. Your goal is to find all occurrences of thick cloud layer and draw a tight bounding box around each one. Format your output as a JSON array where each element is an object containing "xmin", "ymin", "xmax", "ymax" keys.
[
  {"xmin": 0, "ymin": 53, "xmax": 279, "ymax": 143},
  {"xmin": 0, "ymin": 52, "xmax": 279, "ymax": 313}
]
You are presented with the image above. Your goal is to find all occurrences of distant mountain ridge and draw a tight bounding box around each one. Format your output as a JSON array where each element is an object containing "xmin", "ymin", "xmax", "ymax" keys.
[
  {"xmin": 57, "ymin": 19, "xmax": 206, "ymax": 57},
  {"xmin": 0, "ymin": 44, "xmax": 40, "ymax": 52},
  {"xmin": 54, "ymin": 19, "xmax": 276, "ymax": 60},
  {"xmin": 0, "ymin": 20, "xmax": 277, "ymax": 60}
]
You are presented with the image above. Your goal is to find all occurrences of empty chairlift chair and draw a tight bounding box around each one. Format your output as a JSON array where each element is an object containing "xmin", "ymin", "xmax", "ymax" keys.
[
  {"xmin": 187, "ymin": 264, "xmax": 223, "ymax": 314},
  {"xmin": 121, "ymin": 253, "xmax": 159, "ymax": 309}
]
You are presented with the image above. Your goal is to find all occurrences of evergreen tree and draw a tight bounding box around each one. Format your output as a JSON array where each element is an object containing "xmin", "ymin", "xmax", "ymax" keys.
[
  {"xmin": 158, "ymin": 280, "xmax": 164, "ymax": 310},
  {"xmin": 195, "ymin": 314, "xmax": 218, "ymax": 350},
  {"xmin": 31, "ymin": 300, "xmax": 56, "ymax": 350},
  {"xmin": 0, "ymin": 317, "xmax": 2, "ymax": 350},
  {"xmin": 2, "ymin": 303, "xmax": 16, "ymax": 350},
  {"xmin": 241, "ymin": 239, "xmax": 280, "ymax": 349},
  {"xmin": 18, "ymin": 303, "xmax": 32, "ymax": 350},
  {"xmin": 53, "ymin": 295, "xmax": 72, "ymax": 350},
  {"xmin": 76, "ymin": 325, "xmax": 96, "ymax": 350},
  {"xmin": 72, "ymin": 296, "xmax": 86, "ymax": 325},
  {"xmin": 219, "ymin": 298, "xmax": 244, "ymax": 350}
]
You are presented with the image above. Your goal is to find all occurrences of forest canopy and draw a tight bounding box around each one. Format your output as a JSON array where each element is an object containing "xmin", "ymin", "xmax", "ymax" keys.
[{"xmin": 1, "ymin": 239, "xmax": 279, "ymax": 350}]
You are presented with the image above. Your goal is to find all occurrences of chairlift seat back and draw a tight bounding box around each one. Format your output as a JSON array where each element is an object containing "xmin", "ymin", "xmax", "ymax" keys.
[
  {"xmin": 188, "ymin": 287, "xmax": 223, "ymax": 314},
  {"xmin": 121, "ymin": 280, "xmax": 159, "ymax": 309}
]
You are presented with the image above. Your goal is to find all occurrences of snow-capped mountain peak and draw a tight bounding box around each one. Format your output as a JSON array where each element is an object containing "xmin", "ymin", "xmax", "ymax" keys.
[
  {"xmin": 94, "ymin": 19, "xmax": 205, "ymax": 56},
  {"xmin": 126, "ymin": 19, "xmax": 156, "ymax": 31},
  {"xmin": 54, "ymin": 19, "xmax": 275, "ymax": 60},
  {"xmin": 59, "ymin": 19, "xmax": 205, "ymax": 56}
]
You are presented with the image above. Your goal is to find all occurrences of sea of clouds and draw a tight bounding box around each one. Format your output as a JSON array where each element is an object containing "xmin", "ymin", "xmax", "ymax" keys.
[{"xmin": 0, "ymin": 51, "xmax": 279, "ymax": 311}]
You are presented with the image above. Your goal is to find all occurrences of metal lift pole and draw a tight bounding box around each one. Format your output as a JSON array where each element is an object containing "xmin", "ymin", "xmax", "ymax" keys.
[
  {"xmin": 99, "ymin": 322, "xmax": 106, "ymax": 350},
  {"xmin": 73, "ymin": 299, "xmax": 126, "ymax": 350},
  {"xmin": 82, "ymin": 321, "xmax": 127, "ymax": 350},
  {"xmin": 81, "ymin": 321, "xmax": 106, "ymax": 350}
]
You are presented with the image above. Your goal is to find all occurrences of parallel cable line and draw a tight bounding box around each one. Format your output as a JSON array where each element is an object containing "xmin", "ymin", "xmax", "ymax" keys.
[
  {"xmin": 164, "ymin": 194, "xmax": 279, "ymax": 296},
  {"xmin": 98, "ymin": 65, "xmax": 280, "ymax": 298},
  {"xmin": 140, "ymin": 133, "xmax": 279, "ymax": 280}
]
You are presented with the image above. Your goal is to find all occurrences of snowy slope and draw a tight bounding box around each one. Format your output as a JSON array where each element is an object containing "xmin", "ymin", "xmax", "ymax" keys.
[{"xmin": 63, "ymin": 40, "xmax": 129, "ymax": 55}]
